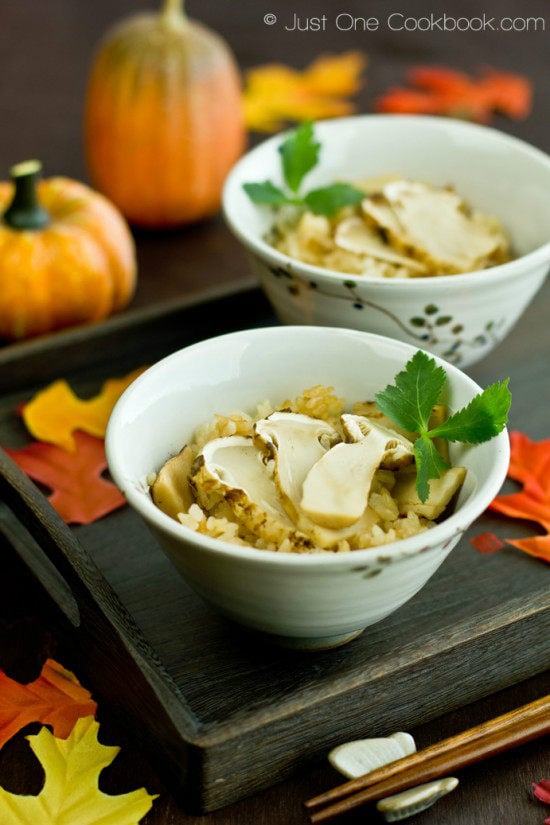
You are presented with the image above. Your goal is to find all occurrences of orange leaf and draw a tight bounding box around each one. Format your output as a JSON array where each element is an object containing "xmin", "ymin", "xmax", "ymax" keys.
[
  {"xmin": 471, "ymin": 432, "xmax": 550, "ymax": 565},
  {"xmin": 243, "ymin": 52, "xmax": 367, "ymax": 132},
  {"xmin": 375, "ymin": 65, "xmax": 532, "ymax": 123},
  {"xmin": 22, "ymin": 367, "xmax": 145, "ymax": 452},
  {"xmin": 507, "ymin": 536, "xmax": 550, "ymax": 564},
  {"xmin": 0, "ymin": 659, "xmax": 97, "ymax": 749},
  {"xmin": 4, "ymin": 431, "xmax": 126, "ymax": 524}
]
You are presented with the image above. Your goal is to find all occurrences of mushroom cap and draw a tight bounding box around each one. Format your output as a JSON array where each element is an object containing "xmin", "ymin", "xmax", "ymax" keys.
[{"xmin": 191, "ymin": 435, "xmax": 312, "ymax": 548}]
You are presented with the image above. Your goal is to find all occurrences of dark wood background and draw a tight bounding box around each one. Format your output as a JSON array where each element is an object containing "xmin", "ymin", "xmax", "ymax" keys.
[{"xmin": 0, "ymin": 0, "xmax": 549, "ymax": 823}]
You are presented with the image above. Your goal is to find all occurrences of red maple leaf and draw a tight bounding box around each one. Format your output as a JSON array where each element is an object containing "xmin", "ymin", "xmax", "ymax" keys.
[
  {"xmin": 375, "ymin": 66, "xmax": 532, "ymax": 123},
  {"xmin": 0, "ymin": 658, "xmax": 97, "ymax": 749},
  {"xmin": 471, "ymin": 432, "xmax": 550, "ymax": 564},
  {"xmin": 534, "ymin": 780, "xmax": 550, "ymax": 805},
  {"xmin": 4, "ymin": 431, "xmax": 126, "ymax": 525}
]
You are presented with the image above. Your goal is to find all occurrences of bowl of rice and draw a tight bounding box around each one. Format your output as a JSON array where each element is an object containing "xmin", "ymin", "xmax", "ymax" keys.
[
  {"xmin": 106, "ymin": 326, "xmax": 509, "ymax": 650},
  {"xmin": 223, "ymin": 115, "xmax": 550, "ymax": 368}
]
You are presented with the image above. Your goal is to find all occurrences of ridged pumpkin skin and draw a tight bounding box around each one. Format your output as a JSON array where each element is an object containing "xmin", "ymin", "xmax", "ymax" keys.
[
  {"xmin": 84, "ymin": 8, "xmax": 246, "ymax": 228},
  {"xmin": 0, "ymin": 177, "xmax": 136, "ymax": 340}
]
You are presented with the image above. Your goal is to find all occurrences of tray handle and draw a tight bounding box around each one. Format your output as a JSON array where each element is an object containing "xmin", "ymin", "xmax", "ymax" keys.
[
  {"xmin": 0, "ymin": 446, "xmax": 139, "ymax": 639},
  {"xmin": 0, "ymin": 445, "xmax": 201, "ymax": 773}
]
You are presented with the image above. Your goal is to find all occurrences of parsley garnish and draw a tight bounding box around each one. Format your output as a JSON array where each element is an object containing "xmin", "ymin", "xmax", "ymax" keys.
[
  {"xmin": 243, "ymin": 121, "xmax": 365, "ymax": 217},
  {"xmin": 375, "ymin": 351, "xmax": 511, "ymax": 502}
]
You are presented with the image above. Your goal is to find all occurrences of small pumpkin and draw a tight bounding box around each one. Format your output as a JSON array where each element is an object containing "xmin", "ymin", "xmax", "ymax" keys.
[
  {"xmin": 84, "ymin": 0, "xmax": 246, "ymax": 228},
  {"xmin": 0, "ymin": 160, "xmax": 136, "ymax": 341}
]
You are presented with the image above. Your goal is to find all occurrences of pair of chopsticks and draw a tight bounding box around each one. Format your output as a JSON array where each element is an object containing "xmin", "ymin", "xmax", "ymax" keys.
[{"xmin": 305, "ymin": 694, "xmax": 550, "ymax": 822}]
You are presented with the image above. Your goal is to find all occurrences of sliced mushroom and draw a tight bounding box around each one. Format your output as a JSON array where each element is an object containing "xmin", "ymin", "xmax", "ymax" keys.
[
  {"xmin": 298, "ymin": 506, "xmax": 380, "ymax": 549},
  {"xmin": 393, "ymin": 465, "xmax": 466, "ymax": 519},
  {"xmin": 191, "ymin": 435, "xmax": 312, "ymax": 549},
  {"xmin": 300, "ymin": 416, "xmax": 413, "ymax": 529},
  {"xmin": 342, "ymin": 415, "xmax": 414, "ymax": 469},
  {"xmin": 351, "ymin": 401, "xmax": 416, "ymax": 441},
  {"xmin": 335, "ymin": 216, "xmax": 427, "ymax": 274},
  {"xmin": 382, "ymin": 181, "xmax": 504, "ymax": 273},
  {"xmin": 151, "ymin": 445, "xmax": 195, "ymax": 520},
  {"xmin": 253, "ymin": 412, "xmax": 340, "ymax": 522},
  {"xmin": 362, "ymin": 195, "xmax": 405, "ymax": 240}
]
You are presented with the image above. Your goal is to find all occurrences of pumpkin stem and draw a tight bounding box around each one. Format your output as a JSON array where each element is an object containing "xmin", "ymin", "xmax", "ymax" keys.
[
  {"xmin": 3, "ymin": 160, "xmax": 50, "ymax": 231},
  {"xmin": 160, "ymin": 0, "xmax": 186, "ymax": 27}
]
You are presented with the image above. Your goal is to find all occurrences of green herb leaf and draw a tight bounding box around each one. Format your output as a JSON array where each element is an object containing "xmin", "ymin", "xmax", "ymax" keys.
[
  {"xmin": 413, "ymin": 437, "xmax": 451, "ymax": 502},
  {"xmin": 303, "ymin": 183, "xmax": 366, "ymax": 216},
  {"xmin": 278, "ymin": 121, "xmax": 320, "ymax": 193},
  {"xmin": 429, "ymin": 380, "xmax": 511, "ymax": 443},
  {"xmin": 375, "ymin": 351, "xmax": 447, "ymax": 434},
  {"xmin": 242, "ymin": 181, "xmax": 290, "ymax": 206},
  {"xmin": 376, "ymin": 351, "xmax": 510, "ymax": 502}
]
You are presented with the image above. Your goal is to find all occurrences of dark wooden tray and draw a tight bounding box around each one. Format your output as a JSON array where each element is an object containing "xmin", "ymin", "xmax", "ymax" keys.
[{"xmin": 0, "ymin": 283, "xmax": 548, "ymax": 813}]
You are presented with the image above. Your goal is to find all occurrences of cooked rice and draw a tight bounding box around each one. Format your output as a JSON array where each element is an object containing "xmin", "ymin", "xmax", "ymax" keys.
[
  {"xmin": 159, "ymin": 385, "xmax": 437, "ymax": 553},
  {"xmin": 270, "ymin": 179, "xmax": 511, "ymax": 278}
]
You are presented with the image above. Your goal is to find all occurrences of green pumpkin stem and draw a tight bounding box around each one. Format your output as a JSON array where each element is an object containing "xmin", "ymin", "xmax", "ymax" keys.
[
  {"xmin": 3, "ymin": 161, "xmax": 50, "ymax": 231},
  {"xmin": 160, "ymin": 0, "xmax": 186, "ymax": 27}
]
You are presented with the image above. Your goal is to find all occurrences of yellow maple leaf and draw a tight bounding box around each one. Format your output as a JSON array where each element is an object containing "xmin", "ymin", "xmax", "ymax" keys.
[
  {"xmin": 243, "ymin": 52, "xmax": 367, "ymax": 132},
  {"xmin": 0, "ymin": 716, "xmax": 158, "ymax": 824},
  {"xmin": 22, "ymin": 367, "xmax": 145, "ymax": 452}
]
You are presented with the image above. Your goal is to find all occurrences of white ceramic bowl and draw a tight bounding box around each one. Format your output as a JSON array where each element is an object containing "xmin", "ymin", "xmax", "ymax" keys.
[
  {"xmin": 223, "ymin": 115, "xmax": 550, "ymax": 368},
  {"xmin": 106, "ymin": 326, "xmax": 509, "ymax": 650}
]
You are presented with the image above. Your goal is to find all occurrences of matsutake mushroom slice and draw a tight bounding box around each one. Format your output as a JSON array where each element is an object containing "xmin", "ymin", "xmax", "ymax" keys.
[
  {"xmin": 342, "ymin": 415, "xmax": 414, "ymax": 469},
  {"xmin": 151, "ymin": 445, "xmax": 195, "ymax": 520},
  {"xmin": 191, "ymin": 436, "xmax": 312, "ymax": 549},
  {"xmin": 300, "ymin": 416, "xmax": 414, "ymax": 529},
  {"xmin": 382, "ymin": 180, "xmax": 507, "ymax": 273},
  {"xmin": 334, "ymin": 216, "xmax": 428, "ymax": 274},
  {"xmin": 361, "ymin": 194, "xmax": 405, "ymax": 240},
  {"xmin": 394, "ymin": 465, "xmax": 467, "ymax": 519},
  {"xmin": 253, "ymin": 412, "xmax": 340, "ymax": 522}
]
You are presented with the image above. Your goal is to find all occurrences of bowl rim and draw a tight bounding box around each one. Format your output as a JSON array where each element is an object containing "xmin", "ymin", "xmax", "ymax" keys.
[
  {"xmin": 223, "ymin": 114, "xmax": 550, "ymax": 289},
  {"xmin": 106, "ymin": 325, "xmax": 511, "ymax": 568}
]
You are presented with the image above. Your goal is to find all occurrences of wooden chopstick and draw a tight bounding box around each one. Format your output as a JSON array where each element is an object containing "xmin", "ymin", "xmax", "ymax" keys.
[{"xmin": 305, "ymin": 695, "xmax": 550, "ymax": 823}]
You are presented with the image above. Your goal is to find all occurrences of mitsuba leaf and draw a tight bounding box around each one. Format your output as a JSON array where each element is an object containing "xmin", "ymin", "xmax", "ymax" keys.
[
  {"xmin": 429, "ymin": 380, "xmax": 511, "ymax": 443},
  {"xmin": 303, "ymin": 183, "xmax": 365, "ymax": 215},
  {"xmin": 242, "ymin": 181, "xmax": 290, "ymax": 206},
  {"xmin": 278, "ymin": 121, "xmax": 320, "ymax": 192},
  {"xmin": 414, "ymin": 436, "xmax": 450, "ymax": 502},
  {"xmin": 375, "ymin": 351, "xmax": 447, "ymax": 434}
]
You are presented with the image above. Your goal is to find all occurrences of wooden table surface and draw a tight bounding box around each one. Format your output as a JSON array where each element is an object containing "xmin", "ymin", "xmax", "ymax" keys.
[{"xmin": 0, "ymin": 1, "xmax": 549, "ymax": 823}]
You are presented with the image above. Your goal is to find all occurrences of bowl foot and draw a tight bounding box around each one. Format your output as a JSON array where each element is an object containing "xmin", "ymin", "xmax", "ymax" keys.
[{"xmin": 265, "ymin": 627, "xmax": 365, "ymax": 651}]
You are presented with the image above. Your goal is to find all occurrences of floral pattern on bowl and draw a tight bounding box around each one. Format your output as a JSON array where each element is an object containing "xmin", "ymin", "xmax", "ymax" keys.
[{"xmin": 257, "ymin": 259, "xmax": 514, "ymax": 367}]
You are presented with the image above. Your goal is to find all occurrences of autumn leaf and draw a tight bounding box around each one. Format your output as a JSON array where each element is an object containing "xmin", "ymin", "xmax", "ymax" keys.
[
  {"xmin": 374, "ymin": 66, "xmax": 532, "ymax": 123},
  {"xmin": 0, "ymin": 716, "xmax": 157, "ymax": 824},
  {"xmin": 533, "ymin": 780, "xmax": 550, "ymax": 825},
  {"xmin": 469, "ymin": 533, "xmax": 505, "ymax": 555},
  {"xmin": 4, "ymin": 432, "xmax": 126, "ymax": 525},
  {"xmin": 22, "ymin": 367, "xmax": 145, "ymax": 452},
  {"xmin": 0, "ymin": 659, "xmax": 97, "ymax": 750},
  {"xmin": 243, "ymin": 52, "xmax": 367, "ymax": 132},
  {"xmin": 533, "ymin": 780, "xmax": 550, "ymax": 805},
  {"xmin": 471, "ymin": 432, "xmax": 550, "ymax": 564}
]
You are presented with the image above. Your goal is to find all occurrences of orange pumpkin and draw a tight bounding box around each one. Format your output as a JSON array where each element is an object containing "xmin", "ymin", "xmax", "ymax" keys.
[
  {"xmin": 0, "ymin": 160, "xmax": 136, "ymax": 341},
  {"xmin": 84, "ymin": 0, "xmax": 246, "ymax": 228}
]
